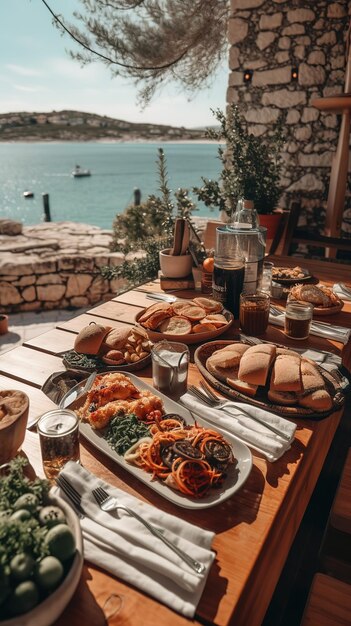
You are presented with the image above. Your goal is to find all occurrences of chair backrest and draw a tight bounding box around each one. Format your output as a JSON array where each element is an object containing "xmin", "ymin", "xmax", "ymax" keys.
[{"xmin": 270, "ymin": 201, "xmax": 351, "ymax": 260}]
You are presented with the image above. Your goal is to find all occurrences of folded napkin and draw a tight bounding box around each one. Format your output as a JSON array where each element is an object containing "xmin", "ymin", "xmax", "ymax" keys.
[
  {"xmin": 180, "ymin": 393, "xmax": 296, "ymax": 462},
  {"xmin": 269, "ymin": 313, "xmax": 351, "ymax": 345},
  {"xmin": 56, "ymin": 462, "xmax": 215, "ymax": 618},
  {"xmin": 333, "ymin": 282, "xmax": 351, "ymax": 301}
]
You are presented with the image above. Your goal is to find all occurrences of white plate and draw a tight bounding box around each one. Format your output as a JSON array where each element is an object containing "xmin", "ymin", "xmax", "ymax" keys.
[{"xmin": 73, "ymin": 372, "xmax": 253, "ymax": 510}]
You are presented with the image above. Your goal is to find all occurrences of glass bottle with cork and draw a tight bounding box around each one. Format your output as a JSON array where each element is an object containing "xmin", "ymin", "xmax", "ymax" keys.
[{"xmin": 230, "ymin": 198, "xmax": 267, "ymax": 294}]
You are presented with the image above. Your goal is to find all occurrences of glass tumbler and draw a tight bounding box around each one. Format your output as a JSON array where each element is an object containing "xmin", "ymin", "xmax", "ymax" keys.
[
  {"xmin": 284, "ymin": 301, "xmax": 313, "ymax": 340},
  {"xmin": 260, "ymin": 261, "xmax": 274, "ymax": 294},
  {"xmin": 239, "ymin": 291, "xmax": 270, "ymax": 336},
  {"xmin": 37, "ymin": 409, "xmax": 80, "ymax": 480}
]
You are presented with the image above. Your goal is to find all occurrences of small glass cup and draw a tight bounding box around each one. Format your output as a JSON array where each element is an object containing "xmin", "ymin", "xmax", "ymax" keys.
[
  {"xmin": 284, "ymin": 300, "xmax": 313, "ymax": 340},
  {"xmin": 239, "ymin": 291, "xmax": 270, "ymax": 336},
  {"xmin": 37, "ymin": 409, "xmax": 80, "ymax": 480},
  {"xmin": 151, "ymin": 341, "xmax": 190, "ymax": 399},
  {"xmin": 261, "ymin": 261, "xmax": 274, "ymax": 294}
]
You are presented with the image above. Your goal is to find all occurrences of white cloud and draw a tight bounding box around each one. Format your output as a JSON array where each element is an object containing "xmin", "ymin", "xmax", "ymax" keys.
[
  {"xmin": 6, "ymin": 64, "xmax": 42, "ymax": 77},
  {"xmin": 13, "ymin": 84, "xmax": 46, "ymax": 93}
]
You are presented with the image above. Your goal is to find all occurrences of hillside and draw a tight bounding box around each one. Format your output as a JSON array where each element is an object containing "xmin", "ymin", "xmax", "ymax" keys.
[{"xmin": 0, "ymin": 110, "xmax": 206, "ymax": 142}]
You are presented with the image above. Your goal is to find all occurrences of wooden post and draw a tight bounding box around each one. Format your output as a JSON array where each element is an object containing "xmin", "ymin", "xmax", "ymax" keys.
[
  {"xmin": 42, "ymin": 193, "xmax": 51, "ymax": 222},
  {"xmin": 133, "ymin": 188, "xmax": 141, "ymax": 206}
]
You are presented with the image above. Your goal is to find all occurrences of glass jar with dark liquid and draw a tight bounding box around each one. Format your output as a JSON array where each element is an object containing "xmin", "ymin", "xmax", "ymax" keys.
[
  {"xmin": 239, "ymin": 292, "xmax": 270, "ymax": 335},
  {"xmin": 284, "ymin": 301, "xmax": 313, "ymax": 340}
]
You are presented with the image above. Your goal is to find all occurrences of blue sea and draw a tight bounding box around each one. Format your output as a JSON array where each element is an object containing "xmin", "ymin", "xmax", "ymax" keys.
[{"xmin": 0, "ymin": 142, "xmax": 221, "ymax": 230}]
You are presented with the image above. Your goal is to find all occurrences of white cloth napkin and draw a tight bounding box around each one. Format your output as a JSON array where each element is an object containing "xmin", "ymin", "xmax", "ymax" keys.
[
  {"xmin": 180, "ymin": 393, "xmax": 296, "ymax": 463},
  {"xmin": 269, "ymin": 313, "xmax": 351, "ymax": 345},
  {"xmin": 56, "ymin": 462, "xmax": 215, "ymax": 618},
  {"xmin": 333, "ymin": 283, "xmax": 351, "ymax": 301}
]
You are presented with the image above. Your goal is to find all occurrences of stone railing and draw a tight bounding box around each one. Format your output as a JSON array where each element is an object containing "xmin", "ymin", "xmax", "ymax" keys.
[{"xmin": 0, "ymin": 220, "xmax": 126, "ymax": 313}]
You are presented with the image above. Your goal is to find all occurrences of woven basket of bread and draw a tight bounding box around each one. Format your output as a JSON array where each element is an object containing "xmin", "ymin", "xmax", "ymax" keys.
[{"xmin": 194, "ymin": 340, "xmax": 344, "ymax": 419}]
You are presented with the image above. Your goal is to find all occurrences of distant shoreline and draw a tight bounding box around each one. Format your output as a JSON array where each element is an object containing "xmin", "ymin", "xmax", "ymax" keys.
[{"xmin": 0, "ymin": 138, "xmax": 219, "ymax": 145}]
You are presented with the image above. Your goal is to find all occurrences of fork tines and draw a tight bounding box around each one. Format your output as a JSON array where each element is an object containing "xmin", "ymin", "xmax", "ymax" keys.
[
  {"xmin": 56, "ymin": 474, "xmax": 85, "ymax": 517},
  {"xmin": 92, "ymin": 486, "xmax": 109, "ymax": 505}
]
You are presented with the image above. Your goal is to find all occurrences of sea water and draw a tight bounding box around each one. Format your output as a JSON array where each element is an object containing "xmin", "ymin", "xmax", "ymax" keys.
[{"xmin": 0, "ymin": 142, "xmax": 220, "ymax": 229}]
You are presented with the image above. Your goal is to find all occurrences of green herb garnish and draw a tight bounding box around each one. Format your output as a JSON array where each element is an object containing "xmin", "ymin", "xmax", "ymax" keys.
[
  {"xmin": 105, "ymin": 413, "xmax": 150, "ymax": 455},
  {"xmin": 0, "ymin": 457, "xmax": 50, "ymax": 511}
]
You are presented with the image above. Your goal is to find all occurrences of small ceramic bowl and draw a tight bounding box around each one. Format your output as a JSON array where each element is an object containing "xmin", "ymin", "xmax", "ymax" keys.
[{"xmin": 0, "ymin": 390, "xmax": 29, "ymax": 464}]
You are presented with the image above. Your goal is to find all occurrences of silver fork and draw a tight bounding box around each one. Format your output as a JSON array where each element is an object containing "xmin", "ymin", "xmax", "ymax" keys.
[
  {"xmin": 188, "ymin": 383, "xmax": 291, "ymax": 442},
  {"xmin": 146, "ymin": 293, "xmax": 177, "ymax": 303},
  {"xmin": 92, "ymin": 487, "xmax": 205, "ymax": 574},
  {"xmin": 269, "ymin": 305, "xmax": 284, "ymax": 316}
]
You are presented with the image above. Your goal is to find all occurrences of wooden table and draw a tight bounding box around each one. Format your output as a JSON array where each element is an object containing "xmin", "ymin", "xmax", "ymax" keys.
[{"xmin": 1, "ymin": 257, "xmax": 350, "ymax": 626}]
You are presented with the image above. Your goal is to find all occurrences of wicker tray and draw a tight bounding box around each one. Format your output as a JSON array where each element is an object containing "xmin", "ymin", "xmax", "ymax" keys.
[{"xmin": 194, "ymin": 340, "xmax": 344, "ymax": 420}]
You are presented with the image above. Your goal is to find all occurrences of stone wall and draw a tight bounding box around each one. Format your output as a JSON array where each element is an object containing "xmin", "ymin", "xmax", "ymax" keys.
[
  {"xmin": 228, "ymin": 0, "xmax": 351, "ymax": 236},
  {"xmin": 0, "ymin": 221, "xmax": 126, "ymax": 313}
]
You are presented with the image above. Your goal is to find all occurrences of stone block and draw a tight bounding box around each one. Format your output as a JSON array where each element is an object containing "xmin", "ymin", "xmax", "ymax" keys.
[
  {"xmin": 229, "ymin": 72, "xmax": 244, "ymax": 86},
  {"xmin": 287, "ymin": 174, "xmax": 324, "ymax": 193},
  {"xmin": 17, "ymin": 275, "xmax": 36, "ymax": 287},
  {"xmin": 287, "ymin": 8, "xmax": 315, "ymax": 23},
  {"xmin": 88, "ymin": 276, "xmax": 110, "ymax": 300},
  {"xmin": 74, "ymin": 257, "xmax": 94, "ymax": 272},
  {"xmin": 20, "ymin": 301, "xmax": 41, "ymax": 312},
  {"xmin": 327, "ymin": 3, "xmax": 346, "ymax": 18},
  {"xmin": 66, "ymin": 274, "xmax": 93, "ymax": 298},
  {"xmin": 259, "ymin": 12, "xmax": 282, "ymax": 30},
  {"xmin": 94, "ymin": 255, "xmax": 112, "ymax": 268},
  {"xmin": 0, "ymin": 220, "xmax": 22, "ymax": 236},
  {"xmin": 282, "ymin": 24, "xmax": 305, "ymax": 36},
  {"xmin": 70, "ymin": 296, "xmax": 90, "ymax": 308},
  {"xmin": 253, "ymin": 66, "xmax": 291, "ymax": 86},
  {"xmin": 286, "ymin": 110, "xmax": 301, "ymax": 124},
  {"xmin": 262, "ymin": 89, "xmax": 306, "ymax": 108},
  {"xmin": 37, "ymin": 285, "xmax": 66, "ymax": 302},
  {"xmin": 323, "ymin": 115, "xmax": 338, "ymax": 129},
  {"xmin": 0, "ymin": 282, "xmax": 22, "ymax": 305},
  {"xmin": 109, "ymin": 253, "xmax": 125, "ymax": 268},
  {"xmin": 331, "ymin": 56, "xmax": 346, "ymax": 70},
  {"xmin": 229, "ymin": 46, "xmax": 240, "ymax": 69},
  {"xmin": 245, "ymin": 59, "xmax": 268, "ymax": 70},
  {"xmin": 36, "ymin": 274, "xmax": 63, "ymax": 285},
  {"xmin": 257, "ymin": 32, "xmax": 277, "ymax": 50},
  {"xmin": 294, "ymin": 45, "xmax": 306, "ymax": 60},
  {"xmin": 301, "ymin": 107, "xmax": 319, "ymax": 123},
  {"xmin": 22, "ymin": 286, "xmax": 36, "ymax": 302},
  {"xmin": 231, "ymin": 0, "xmax": 264, "ymax": 8},
  {"xmin": 244, "ymin": 108, "xmax": 280, "ymax": 124},
  {"xmin": 0, "ymin": 258, "xmax": 35, "ymax": 275},
  {"xmin": 278, "ymin": 37, "xmax": 291, "ymax": 50},
  {"xmin": 316, "ymin": 32, "xmax": 336, "ymax": 46},
  {"xmin": 228, "ymin": 18, "xmax": 248, "ymax": 45},
  {"xmin": 58, "ymin": 257, "xmax": 75, "ymax": 270},
  {"xmin": 298, "ymin": 152, "xmax": 333, "ymax": 167},
  {"xmin": 294, "ymin": 126, "xmax": 312, "ymax": 141},
  {"xmin": 248, "ymin": 125, "xmax": 266, "ymax": 136},
  {"xmin": 299, "ymin": 64, "xmax": 325, "ymax": 86},
  {"xmin": 308, "ymin": 51, "xmax": 325, "ymax": 65},
  {"xmin": 275, "ymin": 51, "xmax": 289, "ymax": 63}
]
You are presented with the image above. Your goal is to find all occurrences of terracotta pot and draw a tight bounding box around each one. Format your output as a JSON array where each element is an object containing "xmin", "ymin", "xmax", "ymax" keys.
[
  {"xmin": 159, "ymin": 248, "xmax": 193, "ymax": 278},
  {"xmin": 259, "ymin": 212, "xmax": 282, "ymax": 241},
  {"xmin": 0, "ymin": 314, "xmax": 8, "ymax": 335},
  {"xmin": 0, "ymin": 390, "xmax": 29, "ymax": 464}
]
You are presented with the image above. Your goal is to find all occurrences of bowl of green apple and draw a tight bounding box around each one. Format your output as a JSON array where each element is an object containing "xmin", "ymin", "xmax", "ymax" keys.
[{"xmin": 0, "ymin": 458, "xmax": 83, "ymax": 625}]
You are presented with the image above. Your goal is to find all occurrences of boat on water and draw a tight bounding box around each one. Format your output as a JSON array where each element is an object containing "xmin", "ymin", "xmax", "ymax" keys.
[
  {"xmin": 23, "ymin": 190, "xmax": 34, "ymax": 198},
  {"xmin": 71, "ymin": 165, "xmax": 91, "ymax": 178}
]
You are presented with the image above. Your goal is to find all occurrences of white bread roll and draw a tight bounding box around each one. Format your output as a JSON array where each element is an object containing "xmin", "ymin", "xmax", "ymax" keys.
[
  {"xmin": 238, "ymin": 343, "xmax": 276, "ymax": 386},
  {"xmin": 226, "ymin": 377, "xmax": 258, "ymax": 397},
  {"xmin": 300, "ymin": 359, "xmax": 325, "ymax": 393},
  {"xmin": 74, "ymin": 323, "xmax": 110, "ymax": 355},
  {"xmin": 206, "ymin": 360, "xmax": 241, "ymax": 384},
  {"xmin": 298, "ymin": 389, "xmax": 332, "ymax": 412},
  {"xmin": 208, "ymin": 343, "xmax": 249, "ymax": 369},
  {"xmin": 270, "ymin": 354, "xmax": 302, "ymax": 392},
  {"xmin": 101, "ymin": 327, "xmax": 131, "ymax": 353}
]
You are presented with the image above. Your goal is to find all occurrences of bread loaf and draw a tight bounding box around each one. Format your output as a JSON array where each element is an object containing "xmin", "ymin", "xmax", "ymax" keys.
[
  {"xmin": 226, "ymin": 377, "xmax": 258, "ymax": 397},
  {"xmin": 298, "ymin": 389, "xmax": 333, "ymax": 411},
  {"xmin": 267, "ymin": 390, "xmax": 297, "ymax": 406},
  {"xmin": 101, "ymin": 327, "xmax": 131, "ymax": 353},
  {"xmin": 74, "ymin": 323, "xmax": 111, "ymax": 355},
  {"xmin": 270, "ymin": 354, "xmax": 302, "ymax": 392},
  {"xmin": 206, "ymin": 361, "xmax": 242, "ymax": 384},
  {"xmin": 300, "ymin": 359, "xmax": 325, "ymax": 393},
  {"xmin": 208, "ymin": 343, "xmax": 249, "ymax": 369},
  {"xmin": 238, "ymin": 344, "xmax": 276, "ymax": 386},
  {"xmin": 138, "ymin": 302, "xmax": 172, "ymax": 323}
]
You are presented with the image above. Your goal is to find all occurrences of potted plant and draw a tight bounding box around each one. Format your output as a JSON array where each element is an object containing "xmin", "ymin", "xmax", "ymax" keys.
[
  {"xmin": 0, "ymin": 314, "xmax": 8, "ymax": 335},
  {"xmin": 194, "ymin": 104, "xmax": 285, "ymax": 240}
]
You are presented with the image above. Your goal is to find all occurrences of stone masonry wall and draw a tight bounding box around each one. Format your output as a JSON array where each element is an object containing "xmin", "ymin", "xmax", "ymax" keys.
[
  {"xmin": 228, "ymin": 0, "xmax": 351, "ymax": 236},
  {"xmin": 0, "ymin": 221, "xmax": 126, "ymax": 313}
]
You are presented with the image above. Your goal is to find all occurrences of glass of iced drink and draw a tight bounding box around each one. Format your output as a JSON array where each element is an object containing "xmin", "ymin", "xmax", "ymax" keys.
[{"xmin": 37, "ymin": 409, "xmax": 80, "ymax": 480}]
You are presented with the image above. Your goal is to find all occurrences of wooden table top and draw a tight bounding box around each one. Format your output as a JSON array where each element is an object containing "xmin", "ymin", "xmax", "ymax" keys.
[{"xmin": 1, "ymin": 256, "xmax": 350, "ymax": 626}]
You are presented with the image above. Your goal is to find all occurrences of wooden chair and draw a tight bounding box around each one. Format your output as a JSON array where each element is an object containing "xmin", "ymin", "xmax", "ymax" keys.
[
  {"xmin": 301, "ymin": 573, "xmax": 351, "ymax": 626},
  {"xmin": 270, "ymin": 201, "xmax": 351, "ymax": 260}
]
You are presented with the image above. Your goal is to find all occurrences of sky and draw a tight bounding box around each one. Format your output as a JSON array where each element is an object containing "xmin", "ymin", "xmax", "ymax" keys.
[{"xmin": 0, "ymin": 0, "xmax": 229, "ymax": 128}]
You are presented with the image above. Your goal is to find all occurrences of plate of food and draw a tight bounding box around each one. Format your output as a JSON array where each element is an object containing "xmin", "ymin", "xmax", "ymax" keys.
[
  {"xmin": 194, "ymin": 340, "xmax": 344, "ymax": 419},
  {"xmin": 62, "ymin": 323, "xmax": 153, "ymax": 372},
  {"xmin": 135, "ymin": 297, "xmax": 233, "ymax": 345},
  {"xmin": 272, "ymin": 266, "xmax": 312, "ymax": 284},
  {"xmin": 67, "ymin": 371, "xmax": 252, "ymax": 509},
  {"xmin": 288, "ymin": 284, "xmax": 344, "ymax": 316}
]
